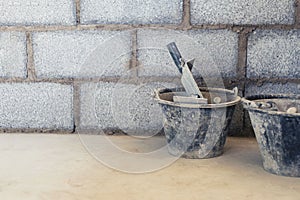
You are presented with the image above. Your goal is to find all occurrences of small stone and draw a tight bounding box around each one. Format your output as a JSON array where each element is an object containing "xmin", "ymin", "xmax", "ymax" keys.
[
  {"xmin": 213, "ymin": 97, "xmax": 222, "ymax": 104},
  {"xmin": 250, "ymin": 102, "xmax": 258, "ymax": 108},
  {"xmin": 287, "ymin": 107, "xmax": 297, "ymax": 114},
  {"xmin": 257, "ymin": 101, "xmax": 278, "ymax": 111}
]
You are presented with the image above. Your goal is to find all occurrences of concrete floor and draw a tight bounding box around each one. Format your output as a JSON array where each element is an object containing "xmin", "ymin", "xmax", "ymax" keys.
[{"xmin": 0, "ymin": 134, "xmax": 299, "ymax": 200}]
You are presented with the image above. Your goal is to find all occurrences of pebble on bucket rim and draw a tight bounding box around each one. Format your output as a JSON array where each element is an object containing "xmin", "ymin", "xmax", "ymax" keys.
[
  {"xmin": 213, "ymin": 97, "xmax": 222, "ymax": 104},
  {"xmin": 287, "ymin": 107, "xmax": 298, "ymax": 114}
]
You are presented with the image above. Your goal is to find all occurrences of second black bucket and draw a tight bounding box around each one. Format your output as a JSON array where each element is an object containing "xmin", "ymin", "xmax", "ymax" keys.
[
  {"xmin": 242, "ymin": 94, "xmax": 300, "ymax": 177},
  {"xmin": 155, "ymin": 87, "xmax": 240, "ymax": 159}
]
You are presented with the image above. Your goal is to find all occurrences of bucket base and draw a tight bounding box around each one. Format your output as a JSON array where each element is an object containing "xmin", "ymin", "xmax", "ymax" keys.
[
  {"xmin": 262, "ymin": 155, "xmax": 300, "ymax": 177},
  {"xmin": 263, "ymin": 166, "xmax": 300, "ymax": 177},
  {"xmin": 166, "ymin": 135, "xmax": 226, "ymax": 159},
  {"xmin": 181, "ymin": 149, "xmax": 223, "ymax": 159},
  {"xmin": 167, "ymin": 146, "xmax": 224, "ymax": 159}
]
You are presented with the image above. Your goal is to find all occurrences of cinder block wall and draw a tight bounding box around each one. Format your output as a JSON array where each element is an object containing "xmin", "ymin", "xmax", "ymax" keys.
[{"xmin": 0, "ymin": 0, "xmax": 299, "ymax": 136}]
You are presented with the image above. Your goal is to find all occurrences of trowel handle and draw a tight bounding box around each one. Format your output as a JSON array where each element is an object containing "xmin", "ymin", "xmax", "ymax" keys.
[{"xmin": 167, "ymin": 42, "xmax": 183, "ymax": 74}]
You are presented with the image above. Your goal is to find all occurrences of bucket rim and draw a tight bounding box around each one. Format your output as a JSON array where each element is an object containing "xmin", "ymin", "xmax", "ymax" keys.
[
  {"xmin": 155, "ymin": 87, "xmax": 241, "ymax": 109},
  {"xmin": 242, "ymin": 94, "xmax": 300, "ymax": 116}
]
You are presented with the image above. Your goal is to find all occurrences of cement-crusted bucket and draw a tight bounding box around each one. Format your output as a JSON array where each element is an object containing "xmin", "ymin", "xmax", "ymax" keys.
[
  {"xmin": 242, "ymin": 94, "xmax": 300, "ymax": 177},
  {"xmin": 155, "ymin": 87, "xmax": 241, "ymax": 159}
]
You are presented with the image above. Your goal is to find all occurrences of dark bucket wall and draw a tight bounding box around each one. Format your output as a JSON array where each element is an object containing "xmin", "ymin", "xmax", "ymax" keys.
[
  {"xmin": 242, "ymin": 95, "xmax": 300, "ymax": 176},
  {"xmin": 156, "ymin": 87, "xmax": 240, "ymax": 158}
]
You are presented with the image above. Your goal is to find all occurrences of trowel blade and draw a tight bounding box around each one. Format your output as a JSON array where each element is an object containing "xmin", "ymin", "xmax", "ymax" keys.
[
  {"xmin": 181, "ymin": 64, "xmax": 204, "ymax": 98},
  {"xmin": 187, "ymin": 59, "xmax": 195, "ymax": 71}
]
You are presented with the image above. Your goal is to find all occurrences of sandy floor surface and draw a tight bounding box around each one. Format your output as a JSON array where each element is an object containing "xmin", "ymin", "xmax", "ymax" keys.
[{"xmin": 0, "ymin": 134, "xmax": 299, "ymax": 200}]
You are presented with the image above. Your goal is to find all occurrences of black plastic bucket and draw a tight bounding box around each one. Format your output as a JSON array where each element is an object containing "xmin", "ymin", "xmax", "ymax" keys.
[
  {"xmin": 242, "ymin": 94, "xmax": 300, "ymax": 177},
  {"xmin": 155, "ymin": 87, "xmax": 240, "ymax": 159}
]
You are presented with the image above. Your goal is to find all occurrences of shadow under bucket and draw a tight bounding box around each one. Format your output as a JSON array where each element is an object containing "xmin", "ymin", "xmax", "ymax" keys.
[
  {"xmin": 242, "ymin": 94, "xmax": 300, "ymax": 177},
  {"xmin": 155, "ymin": 87, "xmax": 240, "ymax": 159}
]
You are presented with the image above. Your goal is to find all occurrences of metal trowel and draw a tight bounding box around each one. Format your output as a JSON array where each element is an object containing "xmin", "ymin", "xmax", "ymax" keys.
[{"xmin": 167, "ymin": 42, "xmax": 208, "ymax": 104}]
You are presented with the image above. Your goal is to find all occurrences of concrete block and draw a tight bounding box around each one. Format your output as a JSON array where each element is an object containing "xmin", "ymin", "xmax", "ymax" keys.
[
  {"xmin": 81, "ymin": 0, "xmax": 183, "ymax": 24},
  {"xmin": 0, "ymin": 32, "xmax": 27, "ymax": 78},
  {"xmin": 137, "ymin": 29, "xmax": 238, "ymax": 78},
  {"xmin": 0, "ymin": 0, "xmax": 76, "ymax": 25},
  {"xmin": 245, "ymin": 82, "xmax": 300, "ymax": 96},
  {"xmin": 247, "ymin": 30, "xmax": 300, "ymax": 79},
  {"xmin": 79, "ymin": 82, "xmax": 178, "ymax": 136},
  {"xmin": 191, "ymin": 0, "xmax": 295, "ymax": 25},
  {"xmin": 0, "ymin": 83, "xmax": 73, "ymax": 129},
  {"xmin": 33, "ymin": 30, "xmax": 132, "ymax": 79}
]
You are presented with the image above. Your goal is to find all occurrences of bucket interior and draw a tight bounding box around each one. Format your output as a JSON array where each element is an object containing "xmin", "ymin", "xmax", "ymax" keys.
[
  {"xmin": 157, "ymin": 87, "xmax": 238, "ymax": 105},
  {"xmin": 243, "ymin": 95, "xmax": 300, "ymax": 113}
]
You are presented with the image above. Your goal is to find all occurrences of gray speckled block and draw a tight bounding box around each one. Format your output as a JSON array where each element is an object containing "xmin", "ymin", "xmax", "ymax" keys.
[
  {"xmin": 191, "ymin": 0, "xmax": 295, "ymax": 25},
  {"xmin": 0, "ymin": 83, "xmax": 73, "ymax": 129},
  {"xmin": 0, "ymin": 0, "xmax": 76, "ymax": 25},
  {"xmin": 81, "ymin": 0, "xmax": 183, "ymax": 24},
  {"xmin": 247, "ymin": 30, "xmax": 300, "ymax": 79},
  {"xmin": 79, "ymin": 82, "xmax": 178, "ymax": 136},
  {"xmin": 33, "ymin": 30, "xmax": 132, "ymax": 79},
  {"xmin": 137, "ymin": 29, "xmax": 238, "ymax": 78},
  {"xmin": 245, "ymin": 82, "xmax": 300, "ymax": 96},
  {"xmin": 0, "ymin": 32, "xmax": 27, "ymax": 78}
]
